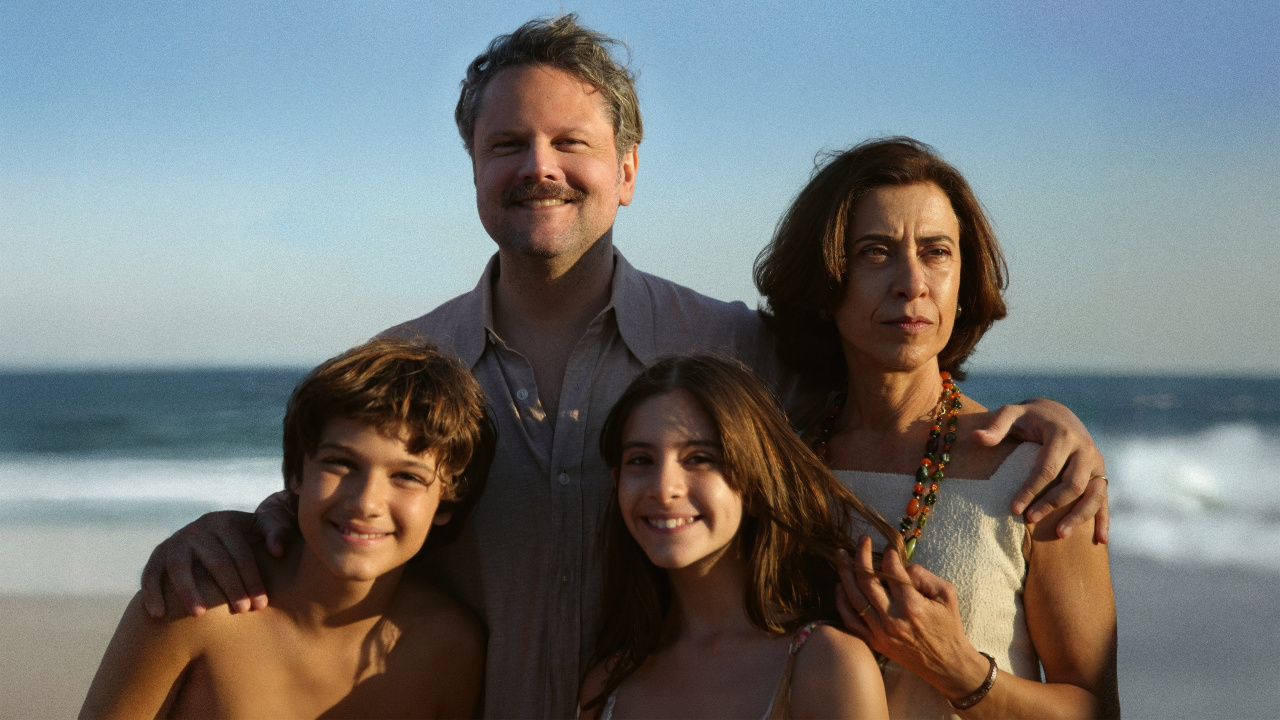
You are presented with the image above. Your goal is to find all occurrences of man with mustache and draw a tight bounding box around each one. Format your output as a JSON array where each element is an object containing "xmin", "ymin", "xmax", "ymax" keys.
[{"xmin": 140, "ymin": 15, "xmax": 1110, "ymax": 718}]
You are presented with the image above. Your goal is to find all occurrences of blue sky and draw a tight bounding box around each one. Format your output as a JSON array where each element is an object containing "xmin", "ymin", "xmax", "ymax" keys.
[{"xmin": 2, "ymin": 0, "xmax": 1277, "ymax": 372}]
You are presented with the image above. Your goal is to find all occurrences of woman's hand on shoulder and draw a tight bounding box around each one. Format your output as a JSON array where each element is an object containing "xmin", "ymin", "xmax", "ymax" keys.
[
  {"xmin": 788, "ymin": 625, "xmax": 888, "ymax": 720},
  {"xmin": 972, "ymin": 399, "xmax": 1110, "ymax": 544}
]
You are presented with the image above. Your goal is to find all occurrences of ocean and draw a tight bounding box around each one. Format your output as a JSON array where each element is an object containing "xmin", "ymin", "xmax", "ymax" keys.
[
  {"xmin": 1, "ymin": 370, "xmax": 1278, "ymax": 716},
  {"xmin": 2, "ymin": 369, "xmax": 1277, "ymax": 587}
]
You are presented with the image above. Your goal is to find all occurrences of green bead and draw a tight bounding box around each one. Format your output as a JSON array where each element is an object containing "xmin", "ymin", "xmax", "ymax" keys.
[
  {"xmin": 904, "ymin": 536, "xmax": 917, "ymax": 561},
  {"xmin": 900, "ymin": 517, "xmax": 912, "ymax": 531},
  {"xmin": 916, "ymin": 466, "xmax": 930, "ymax": 482},
  {"xmin": 932, "ymin": 469, "xmax": 945, "ymax": 482},
  {"xmin": 918, "ymin": 514, "xmax": 929, "ymax": 528},
  {"xmin": 948, "ymin": 415, "xmax": 958, "ymax": 427},
  {"xmin": 940, "ymin": 451, "xmax": 951, "ymax": 464},
  {"xmin": 945, "ymin": 431, "xmax": 957, "ymax": 443},
  {"xmin": 926, "ymin": 492, "xmax": 937, "ymax": 505},
  {"xmin": 952, "ymin": 399, "xmax": 963, "ymax": 410},
  {"xmin": 930, "ymin": 428, "xmax": 941, "ymax": 438}
]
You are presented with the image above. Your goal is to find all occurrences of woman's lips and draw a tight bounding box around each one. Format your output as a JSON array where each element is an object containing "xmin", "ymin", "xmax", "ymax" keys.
[{"xmin": 884, "ymin": 316, "xmax": 934, "ymax": 333}]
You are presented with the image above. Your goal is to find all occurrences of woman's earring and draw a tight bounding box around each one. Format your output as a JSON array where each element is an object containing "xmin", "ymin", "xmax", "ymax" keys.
[{"xmin": 955, "ymin": 305, "xmax": 963, "ymax": 319}]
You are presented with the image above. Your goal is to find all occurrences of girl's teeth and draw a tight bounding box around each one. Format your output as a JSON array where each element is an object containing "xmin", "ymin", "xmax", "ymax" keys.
[{"xmin": 648, "ymin": 517, "xmax": 693, "ymax": 529}]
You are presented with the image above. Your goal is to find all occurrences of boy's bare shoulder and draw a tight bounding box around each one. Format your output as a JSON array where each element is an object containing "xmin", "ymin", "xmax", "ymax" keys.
[{"xmin": 388, "ymin": 574, "xmax": 485, "ymax": 658}]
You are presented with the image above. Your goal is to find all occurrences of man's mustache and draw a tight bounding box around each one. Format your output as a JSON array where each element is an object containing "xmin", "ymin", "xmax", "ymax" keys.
[{"xmin": 501, "ymin": 181, "xmax": 587, "ymax": 207}]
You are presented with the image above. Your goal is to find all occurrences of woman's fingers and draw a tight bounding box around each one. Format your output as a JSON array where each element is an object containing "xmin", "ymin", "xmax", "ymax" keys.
[
  {"xmin": 853, "ymin": 536, "xmax": 892, "ymax": 614},
  {"xmin": 834, "ymin": 579, "xmax": 871, "ymax": 640}
]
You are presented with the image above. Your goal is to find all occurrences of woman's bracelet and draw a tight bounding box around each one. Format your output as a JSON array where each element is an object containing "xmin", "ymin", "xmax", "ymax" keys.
[{"xmin": 948, "ymin": 651, "xmax": 998, "ymax": 711}]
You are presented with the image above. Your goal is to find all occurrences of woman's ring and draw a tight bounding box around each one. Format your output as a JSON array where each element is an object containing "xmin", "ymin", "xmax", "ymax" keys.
[
  {"xmin": 856, "ymin": 603, "xmax": 873, "ymax": 617},
  {"xmin": 1090, "ymin": 474, "xmax": 1109, "ymax": 484}
]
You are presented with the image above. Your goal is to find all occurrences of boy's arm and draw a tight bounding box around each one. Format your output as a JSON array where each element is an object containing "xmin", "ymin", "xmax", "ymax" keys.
[{"xmin": 79, "ymin": 593, "xmax": 199, "ymax": 719}]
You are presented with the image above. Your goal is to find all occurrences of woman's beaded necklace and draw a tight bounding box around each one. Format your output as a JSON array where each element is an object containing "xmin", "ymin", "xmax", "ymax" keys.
[{"xmin": 812, "ymin": 371, "xmax": 962, "ymax": 562}]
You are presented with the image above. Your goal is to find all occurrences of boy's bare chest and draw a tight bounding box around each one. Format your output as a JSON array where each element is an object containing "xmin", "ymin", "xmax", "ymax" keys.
[{"xmin": 166, "ymin": 621, "xmax": 440, "ymax": 718}]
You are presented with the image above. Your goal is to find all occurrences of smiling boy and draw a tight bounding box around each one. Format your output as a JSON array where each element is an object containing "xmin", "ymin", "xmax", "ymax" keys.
[{"xmin": 80, "ymin": 338, "xmax": 493, "ymax": 719}]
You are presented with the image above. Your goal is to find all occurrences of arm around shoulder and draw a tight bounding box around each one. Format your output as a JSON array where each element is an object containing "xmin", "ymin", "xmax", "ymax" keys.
[
  {"xmin": 787, "ymin": 625, "xmax": 889, "ymax": 720},
  {"xmin": 80, "ymin": 592, "xmax": 203, "ymax": 719}
]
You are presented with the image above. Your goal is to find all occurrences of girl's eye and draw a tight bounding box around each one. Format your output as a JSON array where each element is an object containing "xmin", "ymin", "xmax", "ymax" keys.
[
  {"xmin": 685, "ymin": 452, "xmax": 722, "ymax": 467},
  {"xmin": 623, "ymin": 453, "xmax": 653, "ymax": 466}
]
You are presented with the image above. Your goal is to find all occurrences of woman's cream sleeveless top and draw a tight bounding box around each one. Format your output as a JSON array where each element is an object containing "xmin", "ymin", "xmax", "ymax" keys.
[{"xmin": 834, "ymin": 442, "xmax": 1042, "ymax": 720}]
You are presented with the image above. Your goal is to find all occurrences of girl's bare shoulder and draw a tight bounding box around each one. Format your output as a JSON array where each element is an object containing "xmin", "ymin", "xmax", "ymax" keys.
[{"xmin": 788, "ymin": 625, "xmax": 888, "ymax": 719}]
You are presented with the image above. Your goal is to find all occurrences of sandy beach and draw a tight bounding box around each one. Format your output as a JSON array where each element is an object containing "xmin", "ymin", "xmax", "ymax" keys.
[{"xmin": 2, "ymin": 555, "xmax": 1276, "ymax": 719}]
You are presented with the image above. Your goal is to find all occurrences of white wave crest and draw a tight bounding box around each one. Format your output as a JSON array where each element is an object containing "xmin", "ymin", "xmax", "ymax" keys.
[{"xmin": 1100, "ymin": 424, "xmax": 1280, "ymax": 572}]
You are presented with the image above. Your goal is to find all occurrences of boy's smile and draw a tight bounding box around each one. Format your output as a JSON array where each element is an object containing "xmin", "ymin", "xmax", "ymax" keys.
[{"xmin": 293, "ymin": 417, "xmax": 450, "ymax": 584}]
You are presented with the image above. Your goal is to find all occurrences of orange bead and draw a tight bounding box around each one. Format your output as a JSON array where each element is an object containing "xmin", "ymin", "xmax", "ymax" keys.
[
  {"xmin": 921, "ymin": 505, "xmax": 932, "ymax": 515},
  {"xmin": 931, "ymin": 483, "xmax": 939, "ymax": 493},
  {"xmin": 912, "ymin": 528, "xmax": 923, "ymax": 538},
  {"xmin": 940, "ymin": 371, "xmax": 951, "ymax": 381},
  {"xmin": 913, "ymin": 483, "xmax": 924, "ymax": 495},
  {"xmin": 907, "ymin": 498, "xmax": 921, "ymax": 517},
  {"xmin": 921, "ymin": 458, "xmax": 931, "ymax": 467}
]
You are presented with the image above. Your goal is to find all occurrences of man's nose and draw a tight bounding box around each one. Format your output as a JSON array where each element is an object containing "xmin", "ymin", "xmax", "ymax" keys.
[{"xmin": 519, "ymin": 139, "xmax": 564, "ymax": 184}]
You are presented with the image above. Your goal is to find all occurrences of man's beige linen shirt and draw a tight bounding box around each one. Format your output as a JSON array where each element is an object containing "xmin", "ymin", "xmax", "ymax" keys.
[{"xmin": 384, "ymin": 250, "xmax": 791, "ymax": 719}]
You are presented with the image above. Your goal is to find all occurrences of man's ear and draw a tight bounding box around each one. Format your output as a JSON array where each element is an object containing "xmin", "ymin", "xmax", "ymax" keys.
[
  {"xmin": 617, "ymin": 144, "xmax": 638, "ymax": 207},
  {"xmin": 432, "ymin": 511, "xmax": 454, "ymax": 527},
  {"xmin": 288, "ymin": 474, "xmax": 301, "ymax": 495}
]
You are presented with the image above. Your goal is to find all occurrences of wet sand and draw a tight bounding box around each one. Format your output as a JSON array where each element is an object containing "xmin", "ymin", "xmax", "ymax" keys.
[{"xmin": 1, "ymin": 555, "xmax": 1276, "ymax": 719}]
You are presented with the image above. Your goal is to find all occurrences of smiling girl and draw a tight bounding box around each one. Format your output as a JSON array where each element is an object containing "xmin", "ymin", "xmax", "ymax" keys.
[
  {"xmin": 81, "ymin": 338, "xmax": 493, "ymax": 719},
  {"xmin": 579, "ymin": 355, "xmax": 895, "ymax": 720}
]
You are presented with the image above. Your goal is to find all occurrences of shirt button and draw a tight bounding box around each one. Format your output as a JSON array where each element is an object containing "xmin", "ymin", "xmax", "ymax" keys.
[
  {"xmin": 558, "ymin": 472, "xmax": 570, "ymax": 485},
  {"xmin": 561, "ymin": 570, "xmax": 571, "ymax": 583},
  {"xmin": 515, "ymin": 388, "xmax": 529, "ymax": 401}
]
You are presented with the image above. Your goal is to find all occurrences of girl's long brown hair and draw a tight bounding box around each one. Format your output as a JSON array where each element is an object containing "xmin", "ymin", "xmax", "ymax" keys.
[{"xmin": 584, "ymin": 354, "xmax": 902, "ymax": 710}]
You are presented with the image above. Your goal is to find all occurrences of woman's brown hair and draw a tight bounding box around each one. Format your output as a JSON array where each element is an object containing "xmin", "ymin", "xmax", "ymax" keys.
[
  {"xmin": 754, "ymin": 137, "xmax": 1008, "ymax": 388},
  {"xmin": 584, "ymin": 354, "xmax": 901, "ymax": 710}
]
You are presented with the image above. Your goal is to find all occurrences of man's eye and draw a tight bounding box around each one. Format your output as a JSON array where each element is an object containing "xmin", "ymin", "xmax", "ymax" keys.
[
  {"xmin": 623, "ymin": 454, "xmax": 652, "ymax": 466},
  {"xmin": 395, "ymin": 473, "xmax": 432, "ymax": 487},
  {"xmin": 859, "ymin": 246, "xmax": 889, "ymax": 260}
]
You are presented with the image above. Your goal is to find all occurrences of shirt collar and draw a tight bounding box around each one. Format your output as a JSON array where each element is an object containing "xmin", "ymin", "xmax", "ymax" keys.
[{"xmin": 459, "ymin": 246, "xmax": 660, "ymax": 367}]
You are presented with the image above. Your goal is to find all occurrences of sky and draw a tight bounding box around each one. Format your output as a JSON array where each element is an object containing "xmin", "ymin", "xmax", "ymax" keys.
[{"xmin": 2, "ymin": 0, "xmax": 1277, "ymax": 373}]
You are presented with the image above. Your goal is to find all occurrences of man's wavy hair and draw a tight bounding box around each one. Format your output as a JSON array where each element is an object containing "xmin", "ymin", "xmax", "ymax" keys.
[
  {"xmin": 455, "ymin": 14, "xmax": 643, "ymax": 158},
  {"xmin": 282, "ymin": 337, "xmax": 494, "ymax": 551},
  {"xmin": 754, "ymin": 137, "xmax": 1008, "ymax": 389},
  {"xmin": 584, "ymin": 354, "xmax": 902, "ymax": 711}
]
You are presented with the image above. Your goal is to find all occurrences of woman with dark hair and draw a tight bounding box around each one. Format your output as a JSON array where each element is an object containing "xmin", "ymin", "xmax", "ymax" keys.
[
  {"xmin": 579, "ymin": 355, "xmax": 893, "ymax": 719},
  {"xmin": 754, "ymin": 137, "xmax": 1118, "ymax": 719}
]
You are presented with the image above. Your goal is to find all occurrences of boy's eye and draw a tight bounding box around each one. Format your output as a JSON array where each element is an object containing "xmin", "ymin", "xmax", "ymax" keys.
[{"xmin": 394, "ymin": 472, "xmax": 435, "ymax": 487}]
